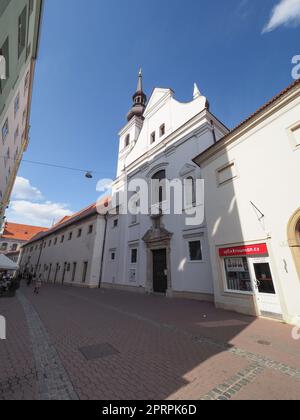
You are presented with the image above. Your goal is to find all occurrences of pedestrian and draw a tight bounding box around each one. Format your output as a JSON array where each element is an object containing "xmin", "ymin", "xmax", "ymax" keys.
[{"xmin": 34, "ymin": 274, "xmax": 42, "ymax": 295}]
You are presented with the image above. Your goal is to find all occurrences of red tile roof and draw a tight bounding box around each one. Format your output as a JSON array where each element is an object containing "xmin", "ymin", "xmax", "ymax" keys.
[
  {"xmin": 193, "ymin": 78, "xmax": 300, "ymax": 164},
  {"xmin": 24, "ymin": 197, "xmax": 110, "ymax": 247},
  {"xmin": 1, "ymin": 223, "xmax": 48, "ymax": 242}
]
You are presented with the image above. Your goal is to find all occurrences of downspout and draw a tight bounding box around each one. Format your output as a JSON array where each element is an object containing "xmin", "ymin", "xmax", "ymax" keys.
[{"xmin": 98, "ymin": 212, "xmax": 108, "ymax": 289}]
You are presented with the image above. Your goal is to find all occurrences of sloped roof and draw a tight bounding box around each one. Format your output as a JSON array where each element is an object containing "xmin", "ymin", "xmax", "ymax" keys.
[
  {"xmin": 193, "ymin": 78, "xmax": 300, "ymax": 164},
  {"xmin": 24, "ymin": 197, "xmax": 110, "ymax": 247},
  {"xmin": 1, "ymin": 223, "xmax": 48, "ymax": 242},
  {"xmin": 0, "ymin": 254, "xmax": 19, "ymax": 270}
]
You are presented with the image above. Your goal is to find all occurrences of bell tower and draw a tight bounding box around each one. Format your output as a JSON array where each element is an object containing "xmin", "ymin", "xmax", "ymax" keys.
[{"xmin": 126, "ymin": 69, "xmax": 147, "ymax": 122}]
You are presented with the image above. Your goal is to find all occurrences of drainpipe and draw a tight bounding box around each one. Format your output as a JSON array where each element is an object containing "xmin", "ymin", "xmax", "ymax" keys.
[{"xmin": 98, "ymin": 212, "xmax": 108, "ymax": 289}]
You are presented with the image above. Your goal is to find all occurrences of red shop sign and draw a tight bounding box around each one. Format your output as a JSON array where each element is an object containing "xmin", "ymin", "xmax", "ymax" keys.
[{"xmin": 219, "ymin": 243, "xmax": 268, "ymax": 257}]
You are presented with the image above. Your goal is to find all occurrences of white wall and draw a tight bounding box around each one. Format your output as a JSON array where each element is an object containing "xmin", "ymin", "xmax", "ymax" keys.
[
  {"xmin": 20, "ymin": 214, "xmax": 107, "ymax": 288},
  {"xmin": 103, "ymin": 87, "xmax": 228, "ymax": 297},
  {"xmin": 200, "ymin": 88, "xmax": 300, "ymax": 322}
]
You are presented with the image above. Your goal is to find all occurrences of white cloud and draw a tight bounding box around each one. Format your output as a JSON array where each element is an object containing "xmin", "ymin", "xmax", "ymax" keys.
[
  {"xmin": 6, "ymin": 177, "xmax": 74, "ymax": 227},
  {"xmin": 11, "ymin": 177, "xmax": 44, "ymax": 201},
  {"xmin": 263, "ymin": 0, "xmax": 300, "ymax": 33},
  {"xmin": 6, "ymin": 200, "xmax": 73, "ymax": 227}
]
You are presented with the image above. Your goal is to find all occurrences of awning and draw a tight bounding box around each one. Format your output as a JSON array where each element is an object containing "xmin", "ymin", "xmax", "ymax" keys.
[{"xmin": 0, "ymin": 254, "xmax": 19, "ymax": 270}]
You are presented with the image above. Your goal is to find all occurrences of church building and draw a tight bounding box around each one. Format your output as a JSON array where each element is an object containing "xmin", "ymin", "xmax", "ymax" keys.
[{"xmin": 102, "ymin": 71, "xmax": 229, "ymax": 300}]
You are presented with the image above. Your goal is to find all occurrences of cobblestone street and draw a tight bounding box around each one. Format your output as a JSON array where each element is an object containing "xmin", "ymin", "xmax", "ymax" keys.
[{"xmin": 0, "ymin": 283, "xmax": 300, "ymax": 400}]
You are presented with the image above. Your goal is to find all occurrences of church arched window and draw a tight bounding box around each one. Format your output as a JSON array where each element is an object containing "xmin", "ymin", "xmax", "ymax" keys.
[{"xmin": 152, "ymin": 170, "xmax": 166, "ymax": 204}]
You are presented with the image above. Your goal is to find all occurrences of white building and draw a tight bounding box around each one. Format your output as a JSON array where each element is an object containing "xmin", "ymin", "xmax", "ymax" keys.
[
  {"xmin": 19, "ymin": 201, "xmax": 109, "ymax": 288},
  {"xmin": 193, "ymin": 79, "xmax": 300, "ymax": 324},
  {"xmin": 102, "ymin": 71, "xmax": 228, "ymax": 300}
]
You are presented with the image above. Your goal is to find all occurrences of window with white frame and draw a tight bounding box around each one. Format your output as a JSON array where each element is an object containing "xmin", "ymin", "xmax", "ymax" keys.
[
  {"xmin": 188, "ymin": 240, "xmax": 203, "ymax": 262},
  {"xmin": 130, "ymin": 248, "xmax": 138, "ymax": 264}
]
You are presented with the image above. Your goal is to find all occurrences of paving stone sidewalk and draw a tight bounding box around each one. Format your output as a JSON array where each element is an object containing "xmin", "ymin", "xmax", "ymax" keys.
[{"xmin": 1, "ymin": 283, "xmax": 300, "ymax": 400}]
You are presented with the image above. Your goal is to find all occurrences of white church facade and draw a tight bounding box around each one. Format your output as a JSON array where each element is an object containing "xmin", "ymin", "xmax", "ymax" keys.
[{"xmin": 101, "ymin": 71, "xmax": 229, "ymax": 300}]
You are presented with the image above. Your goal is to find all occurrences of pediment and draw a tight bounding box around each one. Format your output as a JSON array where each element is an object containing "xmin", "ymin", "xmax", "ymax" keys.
[{"xmin": 144, "ymin": 88, "xmax": 173, "ymax": 116}]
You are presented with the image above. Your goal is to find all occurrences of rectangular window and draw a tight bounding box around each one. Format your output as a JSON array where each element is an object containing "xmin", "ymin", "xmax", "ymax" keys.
[
  {"xmin": 77, "ymin": 229, "xmax": 82, "ymax": 238},
  {"xmin": 131, "ymin": 248, "xmax": 138, "ymax": 264},
  {"xmin": 113, "ymin": 219, "xmax": 118, "ymax": 228},
  {"xmin": 18, "ymin": 6, "xmax": 27, "ymax": 58},
  {"xmin": 14, "ymin": 93, "xmax": 20, "ymax": 117},
  {"xmin": 188, "ymin": 241, "xmax": 203, "ymax": 262},
  {"xmin": 88, "ymin": 225, "xmax": 93, "ymax": 234},
  {"xmin": 224, "ymin": 257, "xmax": 253, "ymax": 293},
  {"xmin": 2, "ymin": 118, "xmax": 9, "ymax": 142},
  {"xmin": 24, "ymin": 71, "xmax": 29, "ymax": 93},
  {"xmin": 0, "ymin": 37, "xmax": 9, "ymax": 91},
  {"xmin": 72, "ymin": 262, "xmax": 77, "ymax": 282},
  {"xmin": 217, "ymin": 162, "xmax": 237, "ymax": 185},
  {"xmin": 150, "ymin": 131, "xmax": 156, "ymax": 144},
  {"xmin": 68, "ymin": 232, "xmax": 73, "ymax": 240},
  {"xmin": 82, "ymin": 261, "xmax": 88, "ymax": 283},
  {"xmin": 111, "ymin": 251, "xmax": 116, "ymax": 261}
]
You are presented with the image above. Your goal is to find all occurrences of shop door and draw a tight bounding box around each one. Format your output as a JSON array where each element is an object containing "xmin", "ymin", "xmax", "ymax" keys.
[{"xmin": 250, "ymin": 258, "xmax": 282, "ymax": 316}]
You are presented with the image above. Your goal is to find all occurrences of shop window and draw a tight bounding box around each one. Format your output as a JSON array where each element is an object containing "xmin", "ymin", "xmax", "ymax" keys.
[
  {"xmin": 188, "ymin": 240, "xmax": 202, "ymax": 261},
  {"xmin": 224, "ymin": 257, "xmax": 253, "ymax": 292}
]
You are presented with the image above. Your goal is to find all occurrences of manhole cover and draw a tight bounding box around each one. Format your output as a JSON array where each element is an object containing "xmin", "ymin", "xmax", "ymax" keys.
[
  {"xmin": 79, "ymin": 343, "xmax": 120, "ymax": 361},
  {"xmin": 257, "ymin": 340, "xmax": 271, "ymax": 346}
]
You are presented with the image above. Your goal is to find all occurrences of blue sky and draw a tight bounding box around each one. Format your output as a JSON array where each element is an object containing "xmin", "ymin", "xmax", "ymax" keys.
[{"xmin": 7, "ymin": 0, "xmax": 300, "ymax": 226}]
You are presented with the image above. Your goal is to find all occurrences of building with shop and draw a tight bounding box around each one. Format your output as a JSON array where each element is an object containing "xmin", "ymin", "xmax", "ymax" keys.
[
  {"xmin": 193, "ymin": 79, "xmax": 300, "ymax": 324},
  {"xmin": 19, "ymin": 200, "xmax": 109, "ymax": 287},
  {"xmin": 0, "ymin": 0, "xmax": 43, "ymax": 230}
]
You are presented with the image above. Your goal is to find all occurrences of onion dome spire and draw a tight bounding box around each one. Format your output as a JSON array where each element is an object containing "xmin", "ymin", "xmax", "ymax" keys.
[{"xmin": 127, "ymin": 68, "xmax": 147, "ymax": 122}]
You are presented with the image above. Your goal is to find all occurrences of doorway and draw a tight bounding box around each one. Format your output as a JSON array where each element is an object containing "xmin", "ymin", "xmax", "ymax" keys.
[
  {"xmin": 250, "ymin": 258, "xmax": 282, "ymax": 316},
  {"xmin": 152, "ymin": 249, "xmax": 168, "ymax": 294}
]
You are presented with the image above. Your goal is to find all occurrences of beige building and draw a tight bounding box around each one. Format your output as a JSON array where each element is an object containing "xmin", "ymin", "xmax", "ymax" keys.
[{"xmin": 193, "ymin": 79, "xmax": 300, "ymax": 324}]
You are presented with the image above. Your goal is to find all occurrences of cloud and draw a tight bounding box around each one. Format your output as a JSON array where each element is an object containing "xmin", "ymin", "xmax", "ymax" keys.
[
  {"xmin": 6, "ymin": 177, "xmax": 74, "ymax": 227},
  {"xmin": 11, "ymin": 177, "xmax": 44, "ymax": 201},
  {"xmin": 6, "ymin": 200, "xmax": 73, "ymax": 227},
  {"xmin": 263, "ymin": 0, "xmax": 300, "ymax": 33}
]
